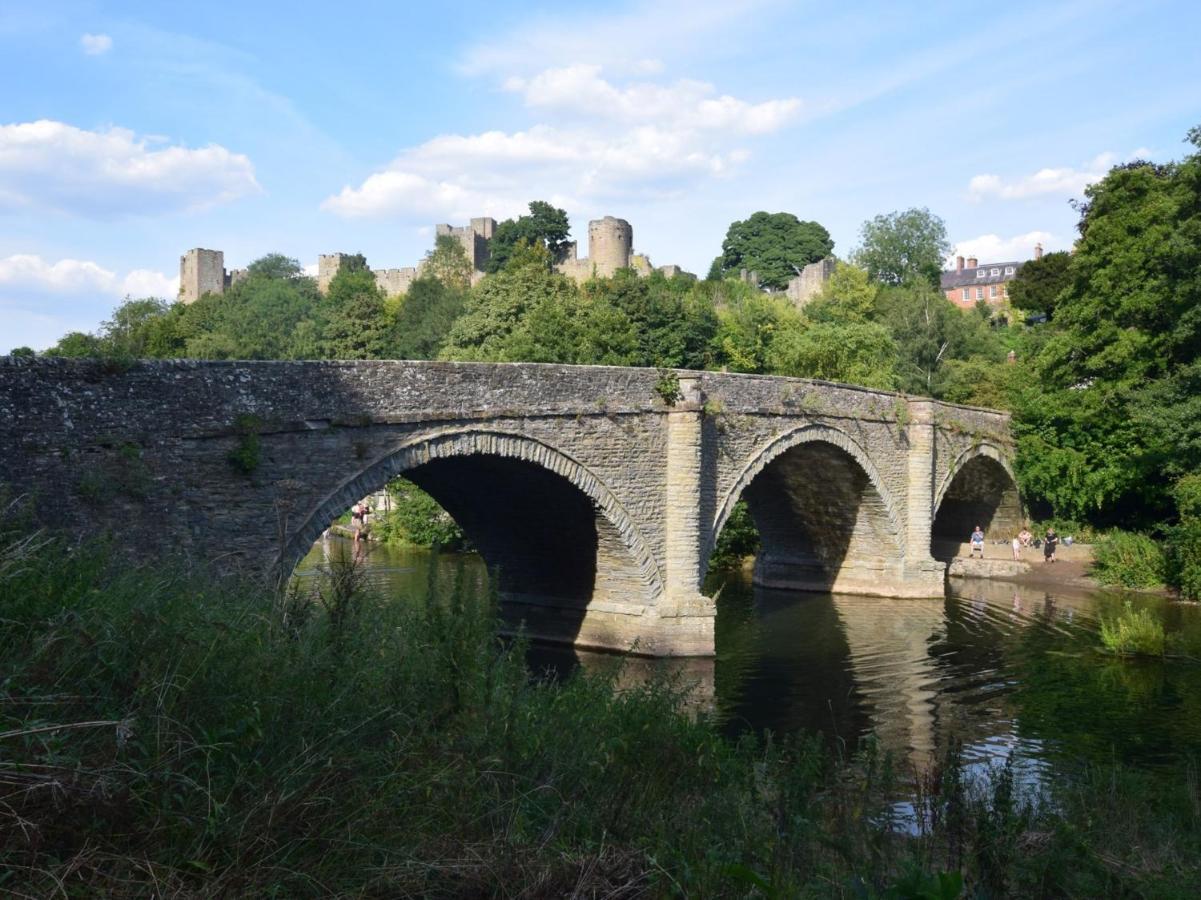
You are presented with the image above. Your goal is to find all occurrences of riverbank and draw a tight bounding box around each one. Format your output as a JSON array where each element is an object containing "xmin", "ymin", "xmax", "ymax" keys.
[{"xmin": 6, "ymin": 535, "xmax": 1201, "ymax": 896}]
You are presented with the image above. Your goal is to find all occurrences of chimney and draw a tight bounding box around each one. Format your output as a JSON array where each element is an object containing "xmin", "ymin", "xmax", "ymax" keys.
[
  {"xmin": 967, "ymin": 256, "xmax": 978, "ymax": 269},
  {"xmin": 956, "ymin": 255, "xmax": 964, "ymax": 272},
  {"xmin": 1034, "ymin": 242, "xmax": 1044, "ymax": 260}
]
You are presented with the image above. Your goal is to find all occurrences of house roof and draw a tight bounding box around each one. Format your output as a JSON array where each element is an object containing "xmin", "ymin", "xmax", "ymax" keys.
[{"xmin": 940, "ymin": 261, "xmax": 1024, "ymax": 290}]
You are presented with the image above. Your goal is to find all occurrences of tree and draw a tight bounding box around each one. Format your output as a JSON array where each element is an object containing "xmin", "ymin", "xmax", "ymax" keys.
[
  {"xmin": 484, "ymin": 201, "xmax": 572, "ymax": 273},
  {"xmin": 711, "ymin": 211, "xmax": 833, "ymax": 290},
  {"xmin": 802, "ymin": 261, "xmax": 879, "ymax": 325},
  {"xmin": 1007, "ymin": 251, "xmax": 1071, "ymax": 320},
  {"xmin": 245, "ymin": 253, "xmax": 304, "ymax": 281},
  {"xmin": 1012, "ymin": 126, "xmax": 1201, "ymax": 527},
  {"xmin": 321, "ymin": 269, "xmax": 394, "ymax": 359},
  {"xmin": 393, "ymin": 275, "xmax": 466, "ymax": 359},
  {"xmin": 441, "ymin": 243, "xmax": 580, "ymax": 360},
  {"xmin": 768, "ymin": 321, "xmax": 899, "ymax": 389},
  {"xmin": 422, "ymin": 235, "xmax": 473, "ymax": 292},
  {"xmin": 854, "ymin": 208, "xmax": 950, "ymax": 286}
]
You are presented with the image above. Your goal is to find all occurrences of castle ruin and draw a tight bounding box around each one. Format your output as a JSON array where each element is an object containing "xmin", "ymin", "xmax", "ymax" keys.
[
  {"xmin": 785, "ymin": 257, "xmax": 837, "ymax": 308},
  {"xmin": 179, "ymin": 249, "xmax": 247, "ymax": 304},
  {"xmin": 179, "ymin": 213, "xmax": 693, "ymax": 304}
]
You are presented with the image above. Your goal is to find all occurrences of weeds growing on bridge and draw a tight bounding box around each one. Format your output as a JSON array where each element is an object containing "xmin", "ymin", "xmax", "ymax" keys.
[{"xmin": 2, "ymin": 521, "xmax": 1201, "ymax": 896}]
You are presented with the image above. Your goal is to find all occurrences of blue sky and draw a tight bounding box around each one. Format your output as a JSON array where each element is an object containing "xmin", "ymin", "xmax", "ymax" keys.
[{"xmin": 2, "ymin": 0, "xmax": 1199, "ymax": 350}]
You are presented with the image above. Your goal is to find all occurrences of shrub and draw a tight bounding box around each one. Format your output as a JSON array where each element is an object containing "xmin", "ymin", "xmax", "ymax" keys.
[
  {"xmin": 1165, "ymin": 519, "xmax": 1201, "ymax": 601},
  {"xmin": 709, "ymin": 499, "xmax": 760, "ymax": 571},
  {"xmin": 373, "ymin": 477, "xmax": 467, "ymax": 549},
  {"xmin": 1092, "ymin": 530, "xmax": 1165, "ymax": 588},
  {"xmin": 1099, "ymin": 601, "xmax": 1166, "ymax": 656}
]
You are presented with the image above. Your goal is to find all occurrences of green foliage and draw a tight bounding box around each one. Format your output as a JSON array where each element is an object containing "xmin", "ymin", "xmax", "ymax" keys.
[
  {"xmin": 321, "ymin": 268, "xmax": 395, "ymax": 359},
  {"xmin": 8, "ymin": 345, "xmax": 36, "ymax": 357},
  {"xmin": 711, "ymin": 211, "xmax": 834, "ymax": 290},
  {"xmin": 227, "ymin": 414, "xmax": 262, "ymax": 475},
  {"xmin": 768, "ymin": 320, "xmax": 900, "ymax": 389},
  {"xmin": 1100, "ymin": 601, "xmax": 1167, "ymax": 656},
  {"xmin": 709, "ymin": 499, "xmax": 760, "ymax": 570},
  {"xmin": 803, "ymin": 260, "xmax": 879, "ymax": 324},
  {"xmin": 1165, "ymin": 519, "xmax": 1201, "ymax": 600},
  {"xmin": 485, "ymin": 200, "xmax": 573, "ymax": 273},
  {"xmin": 1093, "ymin": 530, "xmax": 1166, "ymax": 588},
  {"xmin": 374, "ymin": 478, "xmax": 466, "ymax": 549},
  {"xmin": 5, "ymin": 529, "xmax": 1201, "ymax": 895},
  {"xmin": 392, "ymin": 275, "xmax": 466, "ymax": 359},
  {"xmin": 712, "ymin": 290, "xmax": 803, "ymax": 373},
  {"xmin": 423, "ymin": 234, "xmax": 474, "ymax": 291},
  {"xmin": 653, "ymin": 369, "xmax": 682, "ymax": 405},
  {"xmin": 1007, "ymin": 250, "xmax": 1071, "ymax": 319},
  {"xmin": 854, "ymin": 207, "xmax": 951, "ymax": 286}
]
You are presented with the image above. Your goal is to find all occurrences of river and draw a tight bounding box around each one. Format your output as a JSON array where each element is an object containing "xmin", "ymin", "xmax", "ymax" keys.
[{"xmin": 295, "ymin": 538, "xmax": 1201, "ymax": 777}]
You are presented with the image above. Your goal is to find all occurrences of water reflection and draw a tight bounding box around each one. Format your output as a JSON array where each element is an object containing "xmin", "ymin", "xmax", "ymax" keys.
[{"xmin": 296, "ymin": 539, "xmax": 1201, "ymax": 775}]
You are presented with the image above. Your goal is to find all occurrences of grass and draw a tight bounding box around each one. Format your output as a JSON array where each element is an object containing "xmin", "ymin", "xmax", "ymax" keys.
[
  {"xmin": 1100, "ymin": 601, "xmax": 1167, "ymax": 657},
  {"xmin": 3, "ymin": 516, "xmax": 1201, "ymax": 896}
]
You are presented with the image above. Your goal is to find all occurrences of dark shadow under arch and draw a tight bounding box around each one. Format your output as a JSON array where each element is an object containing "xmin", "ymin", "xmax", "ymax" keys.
[
  {"xmin": 279, "ymin": 429, "xmax": 664, "ymax": 648},
  {"xmin": 708, "ymin": 426, "xmax": 906, "ymax": 595},
  {"xmin": 931, "ymin": 448, "xmax": 1023, "ymax": 562}
]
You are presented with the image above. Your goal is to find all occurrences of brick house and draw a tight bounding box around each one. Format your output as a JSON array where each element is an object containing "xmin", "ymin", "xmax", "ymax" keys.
[{"xmin": 940, "ymin": 244, "xmax": 1043, "ymax": 309}]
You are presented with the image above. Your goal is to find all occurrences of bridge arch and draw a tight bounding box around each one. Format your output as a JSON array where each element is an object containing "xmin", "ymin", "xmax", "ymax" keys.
[
  {"xmin": 280, "ymin": 428, "xmax": 664, "ymax": 636},
  {"xmin": 932, "ymin": 443, "xmax": 1022, "ymax": 560},
  {"xmin": 708, "ymin": 423, "xmax": 906, "ymax": 594}
]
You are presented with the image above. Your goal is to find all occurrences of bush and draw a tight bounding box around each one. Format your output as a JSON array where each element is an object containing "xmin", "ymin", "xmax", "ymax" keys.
[
  {"xmin": 373, "ymin": 477, "xmax": 467, "ymax": 548},
  {"xmin": 1165, "ymin": 519, "xmax": 1201, "ymax": 601},
  {"xmin": 1092, "ymin": 530, "xmax": 1166, "ymax": 588},
  {"xmin": 709, "ymin": 499, "xmax": 760, "ymax": 570},
  {"xmin": 1099, "ymin": 600, "xmax": 1166, "ymax": 656}
]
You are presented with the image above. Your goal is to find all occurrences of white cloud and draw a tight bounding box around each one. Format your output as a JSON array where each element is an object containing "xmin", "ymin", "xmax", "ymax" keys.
[
  {"xmin": 80, "ymin": 33, "xmax": 112, "ymax": 55},
  {"xmin": 967, "ymin": 148, "xmax": 1157, "ymax": 202},
  {"xmin": 946, "ymin": 231, "xmax": 1057, "ymax": 266},
  {"xmin": 505, "ymin": 65, "xmax": 801, "ymax": 135},
  {"xmin": 323, "ymin": 65, "xmax": 798, "ymax": 222},
  {"xmin": 0, "ymin": 254, "xmax": 178, "ymax": 298},
  {"xmin": 0, "ymin": 120, "xmax": 260, "ymax": 217}
]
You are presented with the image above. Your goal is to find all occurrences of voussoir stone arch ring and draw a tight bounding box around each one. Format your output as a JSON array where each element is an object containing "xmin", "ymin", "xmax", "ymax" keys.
[
  {"xmin": 933, "ymin": 442, "xmax": 1018, "ymax": 514},
  {"xmin": 708, "ymin": 422, "xmax": 905, "ymax": 561},
  {"xmin": 277, "ymin": 426, "xmax": 665, "ymax": 599}
]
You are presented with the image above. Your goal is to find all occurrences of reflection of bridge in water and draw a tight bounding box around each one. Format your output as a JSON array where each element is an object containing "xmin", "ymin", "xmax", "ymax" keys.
[
  {"xmin": 2, "ymin": 358, "xmax": 1021, "ymax": 656},
  {"xmin": 561, "ymin": 578, "xmax": 1099, "ymax": 769}
]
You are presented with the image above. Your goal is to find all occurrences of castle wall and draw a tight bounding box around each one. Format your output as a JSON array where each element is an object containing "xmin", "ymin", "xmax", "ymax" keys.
[
  {"xmin": 373, "ymin": 267, "xmax": 419, "ymax": 297},
  {"xmin": 786, "ymin": 257, "xmax": 837, "ymax": 308},
  {"xmin": 588, "ymin": 216, "xmax": 633, "ymax": 277}
]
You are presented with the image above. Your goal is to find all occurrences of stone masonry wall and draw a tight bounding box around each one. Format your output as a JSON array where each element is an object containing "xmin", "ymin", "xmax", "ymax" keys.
[{"xmin": 0, "ymin": 358, "xmax": 1015, "ymax": 655}]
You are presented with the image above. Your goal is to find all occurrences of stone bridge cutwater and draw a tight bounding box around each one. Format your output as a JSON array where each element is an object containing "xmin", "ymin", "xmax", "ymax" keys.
[{"xmin": 0, "ymin": 359, "xmax": 1022, "ymax": 656}]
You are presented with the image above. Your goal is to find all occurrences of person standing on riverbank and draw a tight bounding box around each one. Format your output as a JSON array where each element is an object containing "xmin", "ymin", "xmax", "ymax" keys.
[
  {"xmin": 1044, "ymin": 529, "xmax": 1058, "ymax": 563},
  {"xmin": 970, "ymin": 525, "xmax": 985, "ymax": 558},
  {"xmin": 1012, "ymin": 535, "xmax": 1021, "ymax": 560}
]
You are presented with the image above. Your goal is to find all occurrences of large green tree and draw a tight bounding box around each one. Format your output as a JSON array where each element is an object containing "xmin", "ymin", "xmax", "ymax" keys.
[
  {"xmin": 853, "ymin": 207, "xmax": 950, "ymax": 286},
  {"xmin": 393, "ymin": 275, "xmax": 467, "ymax": 359},
  {"xmin": 484, "ymin": 201, "xmax": 573, "ymax": 273},
  {"xmin": 321, "ymin": 268, "xmax": 394, "ymax": 359},
  {"xmin": 1007, "ymin": 250, "xmax": 1072, "ymax": 320},
  {"xmin": 1013, "ymin": 129, "xmax": 1201, "ymax": 526},
  {"xmin": 709, "ymin": 211, "xmax": 833, "ymax": 290}
]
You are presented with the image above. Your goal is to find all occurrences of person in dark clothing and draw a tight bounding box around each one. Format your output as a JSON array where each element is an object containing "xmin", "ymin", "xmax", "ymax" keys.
[{"xmin": 1043, "ymin": 529, "xmax": 1058, "ymax": 563}]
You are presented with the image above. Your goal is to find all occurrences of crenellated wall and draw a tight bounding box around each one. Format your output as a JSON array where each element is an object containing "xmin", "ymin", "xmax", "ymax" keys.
[{"xmin": 0, "ymin": 358, "xmax": 1017, "ymax": 656}]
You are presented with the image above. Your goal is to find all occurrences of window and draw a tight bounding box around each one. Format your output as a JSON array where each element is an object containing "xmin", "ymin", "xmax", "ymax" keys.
[
  {"xmin": 990, "ymin": 285, "xmax": 997, "ymax": 298},
  {"xmin": 990, "ymin": 268, "xmax": 1000, "ymax": 276},
  {"xmin": 1004, "ymin": 266, "xmax": 1015, "ymax": 275},
  {"xmin": 976, "ymin": 269, "xmax": 987, "ymax": 278},
  {"xmin": 975, "ymin": 287, "xmax": 984, "ymax": 300},
  {"xmin": 962, "ymin": 288, "xmax": 970, "ymax": 301}
]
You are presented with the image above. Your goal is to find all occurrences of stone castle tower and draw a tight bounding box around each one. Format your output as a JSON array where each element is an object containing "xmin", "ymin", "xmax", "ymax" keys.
[
  {"xmin": 435, "ymin": 217, "xmax": 496, "ymax": 274},
  {"xmin": 179, "ymin": 248, "xmax": 246, "ymax": 303},
  {"xmin": 587, "ymin": 216, "xmax": 633, "ymax": 276}
]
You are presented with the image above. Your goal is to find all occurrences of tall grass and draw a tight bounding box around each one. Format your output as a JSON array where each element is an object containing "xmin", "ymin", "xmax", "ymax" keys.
[
  {"xmin": 1100, "ymin": 601, "xmax": 1167, "ymax": 656},
  {"xmin": 3, "ymin": 523, "xmax": 1201, "ymax": 896}
]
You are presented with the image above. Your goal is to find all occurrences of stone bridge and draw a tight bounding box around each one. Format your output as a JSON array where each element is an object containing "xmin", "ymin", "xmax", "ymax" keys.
[{"xmin": 0, "ymin": 358, "xmax": 1021, "ymax": 656}]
